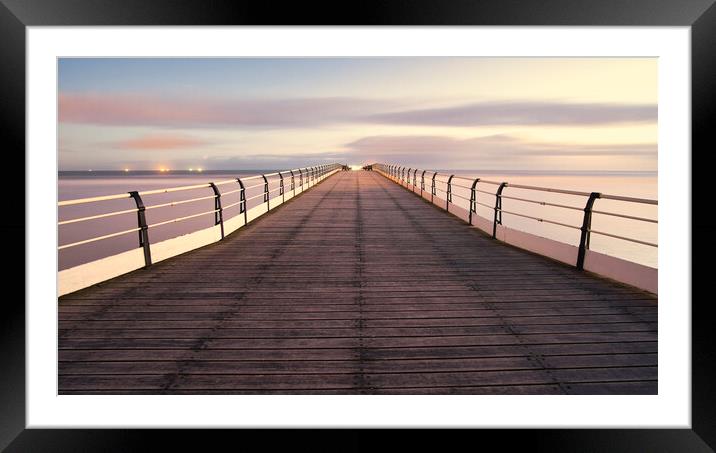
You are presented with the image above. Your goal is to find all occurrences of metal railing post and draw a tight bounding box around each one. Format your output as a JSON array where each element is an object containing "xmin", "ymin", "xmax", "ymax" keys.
[
  {"xmin": 128, "ymin": 191, "xmax": 152, "ymax": 267},
  {"xmin": 421, "ymin": 170, "xmax": 426, "ymax": 196},
  {"xmin": 493, "ymin": 182, "xmax": 508, "ymax": 239},
  {"xmin": 290, "ymin": 170, "xmax": 295, "ymax": 193},
  {"xmin": 431, "ymin": 173, "xmax": 437, "ymax": 203},
  {"xmin": 209, "ymin": 182, "xmax": 225, "ymax": 239},
  {"xmin": 401, "ymin": 167, "xmax": 406, "ymax": 185},
  {"xmin": 413, "ymin": 169, "xmax": 418, "ymax": 188},
  {"xmin": 298, "ymin": 168, "xmax": 304, "ymax": 190},
  {"xmin": 236, "ymin": 178, "xmax": 247, "ymax": 225},
  {"xmin": 576, "ymin": 192, "xmax": 601, "ymax": 270},
  {"xmin": 469, "ymin": 178, "xmax": 480, "ymax": 225},
  {"xmin": 262, "ymin": 174, "xmax": 269, "ymax": 210},
  {"xmin": 407, "ymin": 168, "xmax": 412, "ymax": 187},
  {"xmin": 279, "ymin": 173, "xmax": 285, "ymax": 203},
  {"xmin": 446, "ymin": 174, "xmax": 455, "ymax": 211}
]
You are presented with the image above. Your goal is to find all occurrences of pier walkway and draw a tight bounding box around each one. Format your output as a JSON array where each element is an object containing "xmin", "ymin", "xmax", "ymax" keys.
[{"xmin": 58, "ymin": 170, "xmax": 657, "ymax": 394}]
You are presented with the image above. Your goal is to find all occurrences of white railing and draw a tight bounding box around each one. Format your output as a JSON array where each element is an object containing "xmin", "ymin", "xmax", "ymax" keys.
[
  {"xmin": 58, "ymin": 163, "xmax": 344, "ymax": 296},
  {"xmin": 374, "ymin": 163, "xmax": 658, "ymax": 294}
]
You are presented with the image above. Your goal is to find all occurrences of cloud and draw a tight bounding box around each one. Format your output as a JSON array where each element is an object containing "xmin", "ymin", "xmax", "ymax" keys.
[
  {"xmin": 364, "ymin": 101, "xmax": 657, "ymax": 126},
  {"xmin": 179, "ymin": 150, "xmax": 351, "ymax": 169},
  {"xmin": 160, "ymin": 134, "xmax": 656, "ymax": 170},
  {"xmin": 59, "ymin": 93, "xmax": 398, "ymax": 128},
  {"xmin": 59, "ymin": 93, "xmax": 656, "ymax": 129},
  {"xmin": 113, "ymin": 133, "xmax": 208, "ymax": 150},
  {"xmin": 342, "ymin": 134, "xmax": 656, "ymax": 168}
]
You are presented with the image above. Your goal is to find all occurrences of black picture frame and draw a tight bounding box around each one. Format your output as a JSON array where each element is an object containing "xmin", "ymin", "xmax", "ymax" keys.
[{"xmin": 2, "ymin": 0, "xmax": 714, "ymax": 450}]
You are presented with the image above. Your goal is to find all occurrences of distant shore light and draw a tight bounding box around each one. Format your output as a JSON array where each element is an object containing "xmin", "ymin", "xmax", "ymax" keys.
[{"xmin": 124, "ymin": 168, "xmax": 129, "ymax": 172}]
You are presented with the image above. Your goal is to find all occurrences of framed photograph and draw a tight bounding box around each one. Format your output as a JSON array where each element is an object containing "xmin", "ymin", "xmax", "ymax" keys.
[{"xmin": 4, "ymin": 0, "xmax": 714, "ymax": 450}]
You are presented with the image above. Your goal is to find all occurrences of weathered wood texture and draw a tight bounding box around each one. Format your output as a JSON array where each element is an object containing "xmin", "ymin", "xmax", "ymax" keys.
[{"xmin": 58, "ymin": 171, "xmax": 657, "ymax": 394}]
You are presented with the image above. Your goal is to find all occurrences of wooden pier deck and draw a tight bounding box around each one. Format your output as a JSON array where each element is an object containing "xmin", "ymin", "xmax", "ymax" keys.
[{"xmin": 58, "ymin": 170, "xmax": 657, "ymax": 394}]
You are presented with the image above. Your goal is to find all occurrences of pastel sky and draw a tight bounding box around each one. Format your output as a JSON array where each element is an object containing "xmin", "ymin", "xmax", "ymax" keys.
[{"xmin": 58, "ymin": 58, "xmax": 657, "ymax": 171}]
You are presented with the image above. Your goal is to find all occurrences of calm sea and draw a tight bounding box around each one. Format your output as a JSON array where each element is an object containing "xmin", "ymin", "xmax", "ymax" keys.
[{"xmin": 58, "ymin": 169, "xmax": 657, "ymax": 270}]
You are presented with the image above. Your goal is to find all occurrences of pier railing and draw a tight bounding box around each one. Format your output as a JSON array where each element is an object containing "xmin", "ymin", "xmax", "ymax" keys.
[
  {"xmin": 374, "ymin": 163, "xmax": 658, "ymax": 294},
  {"xmin": 58, "ymin": 163, "xmax": 344, "ymax": 296}
]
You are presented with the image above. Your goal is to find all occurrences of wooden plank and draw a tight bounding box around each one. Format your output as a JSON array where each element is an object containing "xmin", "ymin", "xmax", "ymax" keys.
[
  {"xmin": 562, "ymin": 381, "xmax": 657, "ymax": 395},
  {"xmin": 360, "ymin": 366, "xmax": 656, "ymax": 389},
  {"xmin": 58, "ymin": 307, "xmax": 656, "ymax": 321},
  {"xmin": 58, "ymin": 322, "xmax": 655, "ymax": 340},
  {"xmin": 59, "ymin": 342, "xmax": 657, "ymax": 363},
  {"xmin": 59, "ymin": 356, "xmax": 541, "ymax": 375},
  {"xmin": 58, "ymin": 314, "xmax": 656, "ymax": 330},
  {"xmin": 59, "ymin": 348, "xmax": 358, "ymax": 362},
  {"xmin": 364, "ymin": 342, "xmax": 658, "ymax": 360},
  {"xmin": 58, "ymin": 374, "xmax": 360, "ymax": 391}
]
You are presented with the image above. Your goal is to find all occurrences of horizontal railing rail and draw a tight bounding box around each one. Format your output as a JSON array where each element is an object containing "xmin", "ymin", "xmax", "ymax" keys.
[
  {"xmin": 375, "ymin": 163, "xmax": 657, "ymax": 272},
  {"xmin": 59, "ymin": 163, "xmax": 344, "ymax": 269}
]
